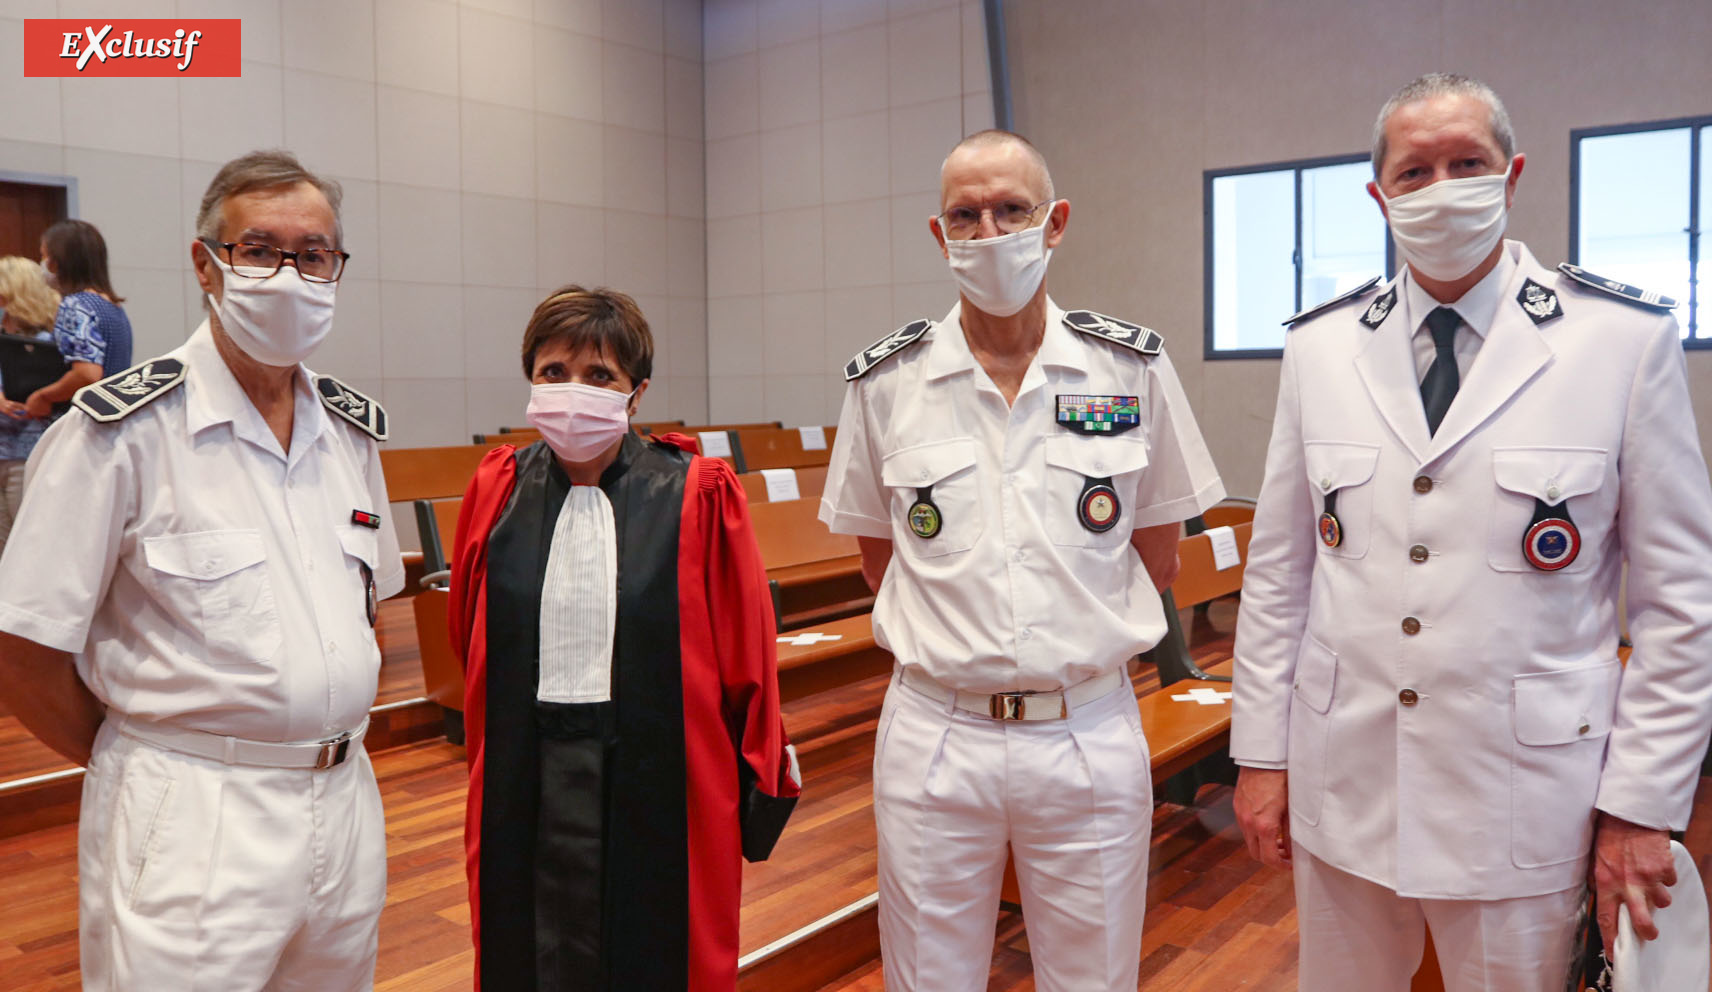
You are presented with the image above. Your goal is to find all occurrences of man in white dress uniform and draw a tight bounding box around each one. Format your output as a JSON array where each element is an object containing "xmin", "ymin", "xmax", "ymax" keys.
[
  {"xmin": 821, "ymin": 130, "xmax": 1224, "ymax": 991},
  {"xmin": 1231, "ymin": 73, "xmax": 1712, "ymax": 991},
  {"xmin": 0, "ymin": 149, "xmax": 402, "ymax": 990}
]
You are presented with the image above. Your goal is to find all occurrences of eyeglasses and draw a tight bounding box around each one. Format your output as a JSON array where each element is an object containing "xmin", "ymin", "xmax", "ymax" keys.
[
  {"xmin": 200, "ymin": 238, "xmax": 350, "ymax": 283},
  {"xmin": 937, "ymin": 199, "xmax": 1054, "ymax": 241}
]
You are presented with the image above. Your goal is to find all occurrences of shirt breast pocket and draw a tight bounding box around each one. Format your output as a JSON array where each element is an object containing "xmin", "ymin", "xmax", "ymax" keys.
[
  {"xmin": 881, "ymin": 438, "xmax": 983, "ymax": 557},
  {"xmin": 142, "ymin": 530, "xmax": 283, "ymax": 669},
  {"xmin": 1042, "ymin": 435, "xmax": 1149, "ymax": 548},
  {"xmin": 1303, "ymin": 441, "xmax": 1381, "ymax": 559},
  {"xmin": 1488, "ymin": 446, "xmax": 1608, "ymax": 574}
]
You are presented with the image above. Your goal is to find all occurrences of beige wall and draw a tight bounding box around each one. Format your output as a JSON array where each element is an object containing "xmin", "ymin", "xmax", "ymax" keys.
[
  {"xmin": 0, "ymin": 0, "xmax": 707, "ymax": 446},
  {"xmin": 701, "ymin": 0, "xmax": 993, "ymax": 428},
  {"xmin": 1003, "ymin": 0, "xmax": 1712, "ymax": 496}
]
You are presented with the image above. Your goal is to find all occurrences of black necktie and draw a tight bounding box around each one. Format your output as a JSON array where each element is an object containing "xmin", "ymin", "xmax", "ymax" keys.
[{"xmin": 1419, "ymin": 306, "xmax": 1461, "ymax": 436}]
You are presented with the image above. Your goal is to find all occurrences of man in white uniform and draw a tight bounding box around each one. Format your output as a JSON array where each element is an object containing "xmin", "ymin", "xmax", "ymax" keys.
[
  {"xmin": 0, "ymin": 149, "xmax": 402, "ymax": 990},
  {"xmin": 1231, "ymin": 74, "xmax": 1712, "ymax": 990},
  {"xmin": 821, "ymin": 130, "xmax": 1224, "ymax": 991}
]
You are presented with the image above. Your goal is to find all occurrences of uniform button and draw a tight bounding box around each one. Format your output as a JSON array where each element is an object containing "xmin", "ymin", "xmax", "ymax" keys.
[
  {"xmin": 1401, "ymin": 616, "xmax": 1421, "ymax": 635},
  {"xmin": 1320, "ymin": 476, "xmax": 1332, "ymax": 492},
  {"xmin": 1399, "ymin": 688, "xmax": 1419, "ymax": 706},
  {"xmin": 1019, "ymin": 628, "xmax": 1032, "ymax": 640},
  {"xmin": 1409, "ymin": 544, "xmax": 1429, "ymax": 562},
  {"xmin": 1547, "ymin": 484, "xmax": 1561, "ymax": 501},
  {"xmin": 326, "ymin": 640, "xmax": 337, "ymax": 653},
  {"xmin": 1578, "ymin": 722, "xmax": 1591, "ymax": 735},
  {"xmin": 1013, "ymin": 549, "xmax": 1026, "ymax": 562},
  {"xmin": 918, "ymin": 470, "xmax": 929, "ymax": 481},
  {"xmin": 1413, "ymin": 475, "xmax": 1433, "ymax": 494}
]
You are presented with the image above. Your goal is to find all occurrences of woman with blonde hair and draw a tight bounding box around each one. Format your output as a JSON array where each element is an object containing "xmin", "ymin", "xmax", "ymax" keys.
[{"xmin": 0, "ymin": 255, "xmax": 62, "ymax": 550}]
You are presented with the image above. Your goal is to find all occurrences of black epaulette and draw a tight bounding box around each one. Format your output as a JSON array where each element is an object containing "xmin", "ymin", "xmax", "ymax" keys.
[
  {"xmin": 1283, "ymin": 276, "xmax": 1383, "ymax": 326},
  {"xmin": 1062, "ymin": 309, "xmax": 1163, "ymax": 356},
  {"xmin": 315, "ymin": 374, "xmax": 389, "ymax": 441},
  {"xmin": 1557, "ymin": 264, "xmax": 1678, "ymax": 311},
  {"xmin": 71, "ymin": 358, "xmax": 187, "ymax": 422},
  {"xmin": 844, "ymin": 319, "xmax": 932, "ymax": 380}
]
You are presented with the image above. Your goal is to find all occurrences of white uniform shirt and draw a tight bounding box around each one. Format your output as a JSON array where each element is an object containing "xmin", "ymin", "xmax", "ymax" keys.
[
  {"xmin": 821, "ymin": 299, "xmax": 1224, "ymax": 693},
  {"xmin": 1403, "ymin": 248, "xmax": 1514, "ymax": 382},
  {"xmin": 0, "ymin": 322, "xmax": 404, "ymax": 742}
]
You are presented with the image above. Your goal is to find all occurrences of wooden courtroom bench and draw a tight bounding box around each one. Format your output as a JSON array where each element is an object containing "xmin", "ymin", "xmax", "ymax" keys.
[
  {"xmin": 380, "ymin": 443, "xmax": 508, "ymax": 593},
  {"xmin": 748, "ymin": 496, "xmax": 870, "ymax": 630},
  {"xmin": 738, "ymin": 465, "xmax": 830, "ymax": 504},
  {"xmin": 732, "ymin": 425, "xmax": 838, "ymax": 473}
]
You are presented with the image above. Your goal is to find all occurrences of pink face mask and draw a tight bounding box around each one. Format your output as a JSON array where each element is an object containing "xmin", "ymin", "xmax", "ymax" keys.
[{"xmin": 525, "ymin": 381, "xmax": 635, "ymax": 464}]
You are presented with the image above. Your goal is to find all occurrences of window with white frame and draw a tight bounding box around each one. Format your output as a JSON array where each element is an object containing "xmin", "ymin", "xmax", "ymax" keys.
[
  {"xmin": 1204, "ymin": 155, "xmax": 1390, "ymax": 358},
  {"xmin": 1572, "ymin": 117, "xmax": 1708, "ymax": 342}
]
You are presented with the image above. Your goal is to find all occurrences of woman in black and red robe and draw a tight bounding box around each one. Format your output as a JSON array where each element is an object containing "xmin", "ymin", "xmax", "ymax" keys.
[{"xmin": 448, "ymin": 286, "xmax": 799, "ymax": 992}]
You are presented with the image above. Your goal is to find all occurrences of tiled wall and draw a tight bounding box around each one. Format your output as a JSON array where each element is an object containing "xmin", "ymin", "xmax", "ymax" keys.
[
  {"xmin": 0, "ymin": 0, "xmax": 706, "ymax": 446},
  {"xmin": 701, "ymin": 0, "xmax": 993, "ymax": 427}
]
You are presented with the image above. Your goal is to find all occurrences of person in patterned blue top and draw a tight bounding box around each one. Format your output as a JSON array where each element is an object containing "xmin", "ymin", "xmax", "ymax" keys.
[
  {"xmin": 25, "ymin": 219, "xmax": 132, "ymax": 419},
  {"xmin": 0, "ymin": 256, "xmax": 60, "ymax": 553}
]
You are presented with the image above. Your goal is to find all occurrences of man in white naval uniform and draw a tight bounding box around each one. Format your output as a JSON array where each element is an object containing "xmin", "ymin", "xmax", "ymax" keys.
[
  {"xmin": 1231, "ymin": 74, "xmax": 1712, "ymax": 990},
  {"xmin": 821, "ymin": 130, "xmax": 1224, "ymax": 991},
  {"xmin": 0, "ymin": 149, "xmax": 402, "ymax": 990}
]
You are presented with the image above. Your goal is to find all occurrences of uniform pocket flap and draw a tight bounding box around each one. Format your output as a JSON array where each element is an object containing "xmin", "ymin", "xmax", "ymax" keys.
[
  {"xmin": 1492, "ymin": 447, "xmax": 1608, "ymax": 505},
  {"xmin": 1043, "ymin": 435, "xmax": 1149, "ymax": 478},
  {"xmin": 1303, "ymin": 441, "xmax": 1380, "ymax": 494},
  {"xmin": 338, "ymin": 527, "xmax": 379, "ymax": 568},
  {"xmin": 1292, "ymin": 635, "xmax": 1338, "ymax": 715},
  {"xmin": 881, "ymin": 438, "xmax": 979, "ymax": 488},
  {"xmin": 1513, "ymin": 661, "xmax": 1620, "ymax": 746},
  {"xmin": 143, "ymin": 530, "xmax": 267, "ymax": 581}
]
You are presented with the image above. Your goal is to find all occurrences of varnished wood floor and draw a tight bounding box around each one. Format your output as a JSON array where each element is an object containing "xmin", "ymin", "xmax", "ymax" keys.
[{"xmin": 6, "ymin": 599, "xmax": 1712, "ymax": 990}]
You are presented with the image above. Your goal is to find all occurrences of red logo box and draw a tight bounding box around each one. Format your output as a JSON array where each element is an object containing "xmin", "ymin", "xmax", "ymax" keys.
[{"xmin": 23, "ymin": 19, "xmax": 241, "ymax": 77}]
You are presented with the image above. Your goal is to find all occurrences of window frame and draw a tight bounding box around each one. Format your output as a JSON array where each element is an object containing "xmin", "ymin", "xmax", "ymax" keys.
[
  {"xmin": 1202, "ymin": 152, "xmax": 1393, "ymax": 361},
  {"xmin": 1568, "ymin": 114, "xmax": 1709, "ymax": 345}
]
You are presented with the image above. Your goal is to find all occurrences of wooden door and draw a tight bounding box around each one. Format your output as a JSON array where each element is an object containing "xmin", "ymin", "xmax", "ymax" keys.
[{"xmin": 0, "ymin": 181, "xmax": 68, "ymax": 260}]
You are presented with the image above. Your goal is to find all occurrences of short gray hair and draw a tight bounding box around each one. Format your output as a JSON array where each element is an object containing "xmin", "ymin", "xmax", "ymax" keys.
[
  {"xmin": 1371, "ymin": 73, "xmax": 1515, "ymax": 177},
  {"xmin": 942, "ymin": 129, "xmax": 1056, "ymax": 201},
  {"xmin": 195, "ymin": 149, "xmax": 344, "ymax": 244}
]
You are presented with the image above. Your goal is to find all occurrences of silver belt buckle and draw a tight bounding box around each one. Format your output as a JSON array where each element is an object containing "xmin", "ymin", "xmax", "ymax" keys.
[
  {"xmin": 314, "ymin": 733, "xmax": 352, "ymax": 770},
  {"xmin": 990, "ymin": 692, "xmax": 1029, "ymax": 720}
]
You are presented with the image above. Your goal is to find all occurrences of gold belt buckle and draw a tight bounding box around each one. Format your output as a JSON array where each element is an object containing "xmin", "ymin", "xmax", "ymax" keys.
[{"xmin": 990, "ymin": 692, "xmax": 1029, "ymax": 720}]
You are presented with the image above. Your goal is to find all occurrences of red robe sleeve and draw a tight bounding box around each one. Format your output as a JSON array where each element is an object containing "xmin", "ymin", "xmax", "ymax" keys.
[{"xmin": 446, "ymin": 445, "xmax": 517, "ymax": 983}]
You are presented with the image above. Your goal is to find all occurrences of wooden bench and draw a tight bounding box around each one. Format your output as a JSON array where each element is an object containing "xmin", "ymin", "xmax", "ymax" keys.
[
  {"xmin": 380, "ymin": 443, "xmax": 508, "ymax": 592},
  {"xmin": 774, "ymin": 613, "xmax": 892, "ymax": 702},
  {"xmin": 731, "ymin": 425, "xmax": 838, "ymax": 473},
  {"xmin": 748, "ymin": 496, "xmax": 870, "ymax": 630},
  {"xmin": 738, "ymin": 465, "xmax": 829, "ymax": 504}
]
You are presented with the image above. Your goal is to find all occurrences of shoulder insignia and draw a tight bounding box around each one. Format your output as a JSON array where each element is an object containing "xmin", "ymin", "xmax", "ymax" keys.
[
  {"xmin": 844, "ymin": 319, "xmax": 932, "ymax": 380},
  {"xmin": 1515, "ymin": 278, "xmax": 1563, "ymax": 325},
  {"xmin": 315, "ymin": 375, "xmax": 389, "ymax": 441},
  {"xmin": 1062, "ymin": 309, "xmax": 1163, "ymax": 356},
  {"xmin": 1557, "ymin": 264, "xmax": 1677, "ymax": 311},
  {"xmin": 1284, "ymin": 276, "xmax": 1383, "ymax": 326},
  {"xmin": 71, "ymin": 358, "xmax": 186, "ymax": 423},
  {"xmin": 1358, "ymin": 285, "xmax": 1399, "ymax": 329}
]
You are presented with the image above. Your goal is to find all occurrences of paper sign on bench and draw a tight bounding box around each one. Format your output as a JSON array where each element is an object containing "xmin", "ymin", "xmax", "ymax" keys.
[
  {"xmin": 698, "ymin": 431, "xmax": 733, "ymax": 458},
  {"xmin": 1206, "ymin": 525, "xmax": 1241, "ymax": 571},
  {"xmin": 778, "ymin": 631, "xmax": 843, "ymax": 646},
  {"xmin": 761, "ymin": 468, "xmax": 801, "ymax": 502},
  {"xmin": 798, "ymin": 425, "xmax": 827, "ymax": 450}
]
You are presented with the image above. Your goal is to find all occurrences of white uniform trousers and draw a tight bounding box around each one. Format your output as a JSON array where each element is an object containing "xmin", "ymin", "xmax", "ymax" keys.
[
  {"xmin": 1294, "ymin": 844, "xmax": 1584, "ymax": 992},
  {"xmin": 78, "ymin": 718, "xmax": 388, "ymax": 991},
  {"xmin": 873, "ymin": 673, "xmax": 1152, "ymax": 992}
]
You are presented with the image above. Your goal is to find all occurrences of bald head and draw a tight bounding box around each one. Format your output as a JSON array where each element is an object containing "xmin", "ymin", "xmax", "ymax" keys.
[{"xmin": 940, "ymin": 129, "xmax": 1055, "ymax": 207}]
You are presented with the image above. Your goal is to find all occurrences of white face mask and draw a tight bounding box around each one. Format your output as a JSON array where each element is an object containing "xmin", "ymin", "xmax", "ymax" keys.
[
  {"xmin": 526, "ymin": 381, "xmax": 635, "ymax": 464},
  {"xmin": 206, "ymin": 254, "xmax": 336, "ymax": 367},
  {"xmin": 1379, "ymin": 166, "xmax": 1512, "ymax": 282},
  {"xmin": 943, "ymin": 214, "xmax": 1054, "ymax": 318}
]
